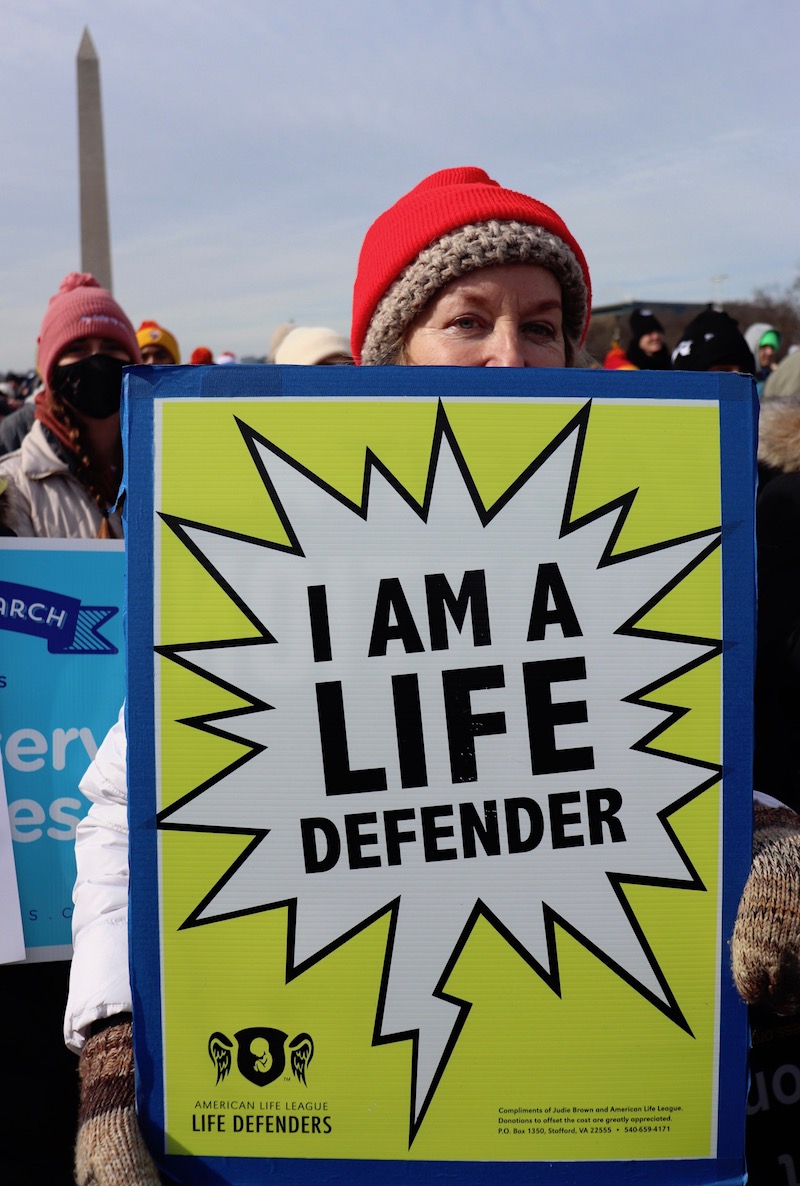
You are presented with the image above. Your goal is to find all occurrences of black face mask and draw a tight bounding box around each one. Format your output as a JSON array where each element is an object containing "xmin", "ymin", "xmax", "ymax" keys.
[{"xmin": 51, "ymin": 354, "xmax": 126, "ymax": 419}]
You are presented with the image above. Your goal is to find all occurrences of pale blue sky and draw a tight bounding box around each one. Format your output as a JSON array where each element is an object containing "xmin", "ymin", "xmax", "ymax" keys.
[{"xmin": 1, "ymin": 0, "xmax": 797, "ymax": 370}]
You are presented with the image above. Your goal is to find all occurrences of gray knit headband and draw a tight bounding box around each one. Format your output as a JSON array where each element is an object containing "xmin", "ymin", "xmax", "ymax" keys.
[{"xmin": 360, "ymin": 219, "xmax": 588, "ymax": 367}]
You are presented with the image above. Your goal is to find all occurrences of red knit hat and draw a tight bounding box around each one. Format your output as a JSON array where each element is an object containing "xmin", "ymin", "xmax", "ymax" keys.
[
  {"xmin": 190, "ymin": 346, "xmax": 215, "ymax": 365},
  {"xmin": 351, "ymin": 167, "xmax": 591, "ymax": 365},
  {"xmin": 37, "ymin": 273, "xmax": 141, "ymax": 393}
]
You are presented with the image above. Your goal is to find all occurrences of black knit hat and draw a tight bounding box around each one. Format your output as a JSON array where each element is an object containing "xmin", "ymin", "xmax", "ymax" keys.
[
  {"xmin": 630, "ymin": 307, "xmax": 664, "ymax": 339},
  {"xmin": 671, "ymin": 306, "xmax": 755, "ymax": 373}
]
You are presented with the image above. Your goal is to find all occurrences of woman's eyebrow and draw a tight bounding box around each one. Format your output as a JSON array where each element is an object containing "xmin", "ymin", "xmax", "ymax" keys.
[
  {"xmin": 438, "ymin": 289, "xmax": 562, "ymax": 311},
  {"xmin": 523, "ymin": 298, "xmax": 562, "ymax": 314}
]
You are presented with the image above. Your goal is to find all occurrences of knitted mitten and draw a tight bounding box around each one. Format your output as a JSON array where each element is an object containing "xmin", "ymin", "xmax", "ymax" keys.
[
  {"xmin": 75, "ymin": 1021, "xmax": 162, "ymax": 1186},
  {"xmin": 732, "ymin": 804, "xmax": 800, "ymax": 1015}
]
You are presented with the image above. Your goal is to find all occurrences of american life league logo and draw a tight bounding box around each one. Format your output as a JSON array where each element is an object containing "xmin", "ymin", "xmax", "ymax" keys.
[
  {"xmin": 209, "ymin": 1028, "xmax": 314, "ymax": 1087},
  {"xmin": 0, "ymin": 578, "xmax": 118, "ymax": 654}
]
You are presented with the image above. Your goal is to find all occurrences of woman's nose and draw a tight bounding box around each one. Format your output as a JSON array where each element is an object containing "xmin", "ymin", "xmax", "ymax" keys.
[{"xmin": 484, "ymin": 325, "xmax": 525, "ymax": 368}]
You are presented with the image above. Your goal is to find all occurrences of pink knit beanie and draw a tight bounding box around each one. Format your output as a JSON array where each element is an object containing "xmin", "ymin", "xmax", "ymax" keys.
[{"xmin": 37, "ymin": 273, "xmax": 141, "ymax": 393}]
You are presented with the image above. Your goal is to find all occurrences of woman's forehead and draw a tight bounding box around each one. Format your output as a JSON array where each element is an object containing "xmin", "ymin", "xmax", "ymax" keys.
[
  {"xmin": 59, "ymin": 335, "xmax": 125, "ymax": 353},
  {"xmin": 434, "ymin": 265, "xmax": 562, "ymax": 303}
]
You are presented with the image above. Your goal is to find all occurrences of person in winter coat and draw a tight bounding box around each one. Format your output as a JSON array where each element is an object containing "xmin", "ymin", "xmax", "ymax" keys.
[
  {"xmin": 764, "ymin": 349, "xmax": 800, "ymax": 399},
  {"xmin": 731, "ymin": 392, "xmax": 800, "ymax": 1185},
  {"xmin": 0, "ymin": 396, "xmax": 37, "ymax": 456},
  {"xmin": 751, "ymin": 395, "xmax": 800, "ymax": 808},
  {"xmin": 65, "ymin": 165, "xmax": 592, "ymax": 1185},
  {"xmin": 625, "ymin": 307, "xmax": 672, "ymax": 370},
  {"xmin": 671, "ymin": 312, "xmax": 800, "ymax": 1184},
  {"xmin": 0, "ymin": 476, "xmax": 14, "ymax": 533},
  {"xmin": 602, "ymin": 336, "xmax": 639, "ymax": 369},
  {"xmin": 66, "ymin": 708, "xmax": 160, "ymax": 1185},
  {"xmin": 0, "ymin": 274, "xmax": 141, "ymax": 538},
  {"xmin": 602, "ymin": 308, "xmax": 671, "ymax": 371},
  {"xmin": 274, "ymin": 325, "xmax": 353, "ymax": 366},
  {"xmin": 671, "ymin": 306, "xmax": 755, "ymax": 374},
  {"xmin": 136, "ymin": 320, "xmax": 181, "ymax": 366},
  {"xmin": 745, "ymin": 322, "xmax": 781, "ymax": 395},
  {"xmin": 351, "ymin": 166, "xmax": 590, "ymax": 368},
  {"xmin": 0, "ymin": 275, "xmax": 140, "ymax": 1184}
]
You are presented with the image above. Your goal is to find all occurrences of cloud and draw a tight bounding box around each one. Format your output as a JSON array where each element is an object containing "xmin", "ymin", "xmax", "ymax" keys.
[{"xmin": 1, "ymin": 0, "xmax": 799, "ymax": 369}]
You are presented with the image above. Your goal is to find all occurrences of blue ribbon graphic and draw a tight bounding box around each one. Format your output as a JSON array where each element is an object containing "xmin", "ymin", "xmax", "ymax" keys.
[{"xmin": 0, "ymin": 579, "xmax": 119, "ymax": 654}]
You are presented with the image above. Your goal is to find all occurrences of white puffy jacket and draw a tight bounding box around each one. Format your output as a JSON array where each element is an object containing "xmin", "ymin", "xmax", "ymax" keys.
[
  {"xmin": 0, "ymin": 420, "xmax": 122, "ymax": 538},
  {"xmin": 64, "ymin": 705, "xmax": 131, "ymax": 1054}
]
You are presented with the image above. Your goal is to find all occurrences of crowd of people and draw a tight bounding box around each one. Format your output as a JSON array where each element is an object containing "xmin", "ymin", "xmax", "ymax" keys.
[{"xmin": 1, "ymin": 165, "xmax": 799, "ymax": 1185}]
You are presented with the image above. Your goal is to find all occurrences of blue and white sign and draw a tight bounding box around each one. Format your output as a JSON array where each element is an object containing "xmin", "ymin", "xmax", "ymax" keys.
[{"xmin": 0, "ymin": 539, "xmax": 125, "ymax": 958}]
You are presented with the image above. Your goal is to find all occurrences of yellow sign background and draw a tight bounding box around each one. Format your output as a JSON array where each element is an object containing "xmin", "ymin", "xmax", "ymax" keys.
[{"xmin": 154, "ymin": 397, "xmax": 721, "ymax": 1163}]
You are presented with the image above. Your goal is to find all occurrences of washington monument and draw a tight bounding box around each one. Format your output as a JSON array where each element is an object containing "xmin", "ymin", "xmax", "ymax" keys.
[{"xmin": 77, "ymin": 28, "xmax": 113, "ymax": 291}]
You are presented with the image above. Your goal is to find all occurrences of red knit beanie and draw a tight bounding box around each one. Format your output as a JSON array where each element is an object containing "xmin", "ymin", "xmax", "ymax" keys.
[
  {"xmin": 190, "ymin": 346, "xmax": 215, "ymax": 365},
  {"xmin": 37, "ymin": 273, "xmax": 141, "ymax": 393},
  {"xmin": 351, "ymin": 167, "xmax": 591, "ymax": 365}
]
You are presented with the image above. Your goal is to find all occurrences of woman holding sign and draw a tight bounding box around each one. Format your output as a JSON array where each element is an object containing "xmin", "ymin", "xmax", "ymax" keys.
[
  {"xmin": 351, "ymin": 165, "xmax": 591, "ymax": 369},
  {"xmin": 65, "ymin": 167, "xmax": 593, "ymax": 1185}
]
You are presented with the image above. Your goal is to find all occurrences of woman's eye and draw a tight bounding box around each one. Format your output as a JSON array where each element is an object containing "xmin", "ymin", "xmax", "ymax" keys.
[
  {"xmin": 451, "ymin": 315, "xmax": 480, "ymax": 330},
  {"xmin": 523, "ymin": 322, "xmax": 555, "ymax": 339}
]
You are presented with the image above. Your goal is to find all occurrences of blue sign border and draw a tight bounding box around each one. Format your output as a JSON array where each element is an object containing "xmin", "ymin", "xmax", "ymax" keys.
[{"xmin": 125, "ymin": 364, "xmax": 754, "ymax": 1185}]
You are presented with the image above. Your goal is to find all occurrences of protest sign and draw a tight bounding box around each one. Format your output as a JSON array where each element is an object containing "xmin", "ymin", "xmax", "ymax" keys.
[
  {"xmin": 0, "ymin": 539, "xmax": 125, "ymax": 959},
  {"xmin": 0, "ymin": 756, "xmax": 25, "ymax": 963},
  {"xmin": 125, "ymin": 364, "xmax": 755, "ymax": 1184}
]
